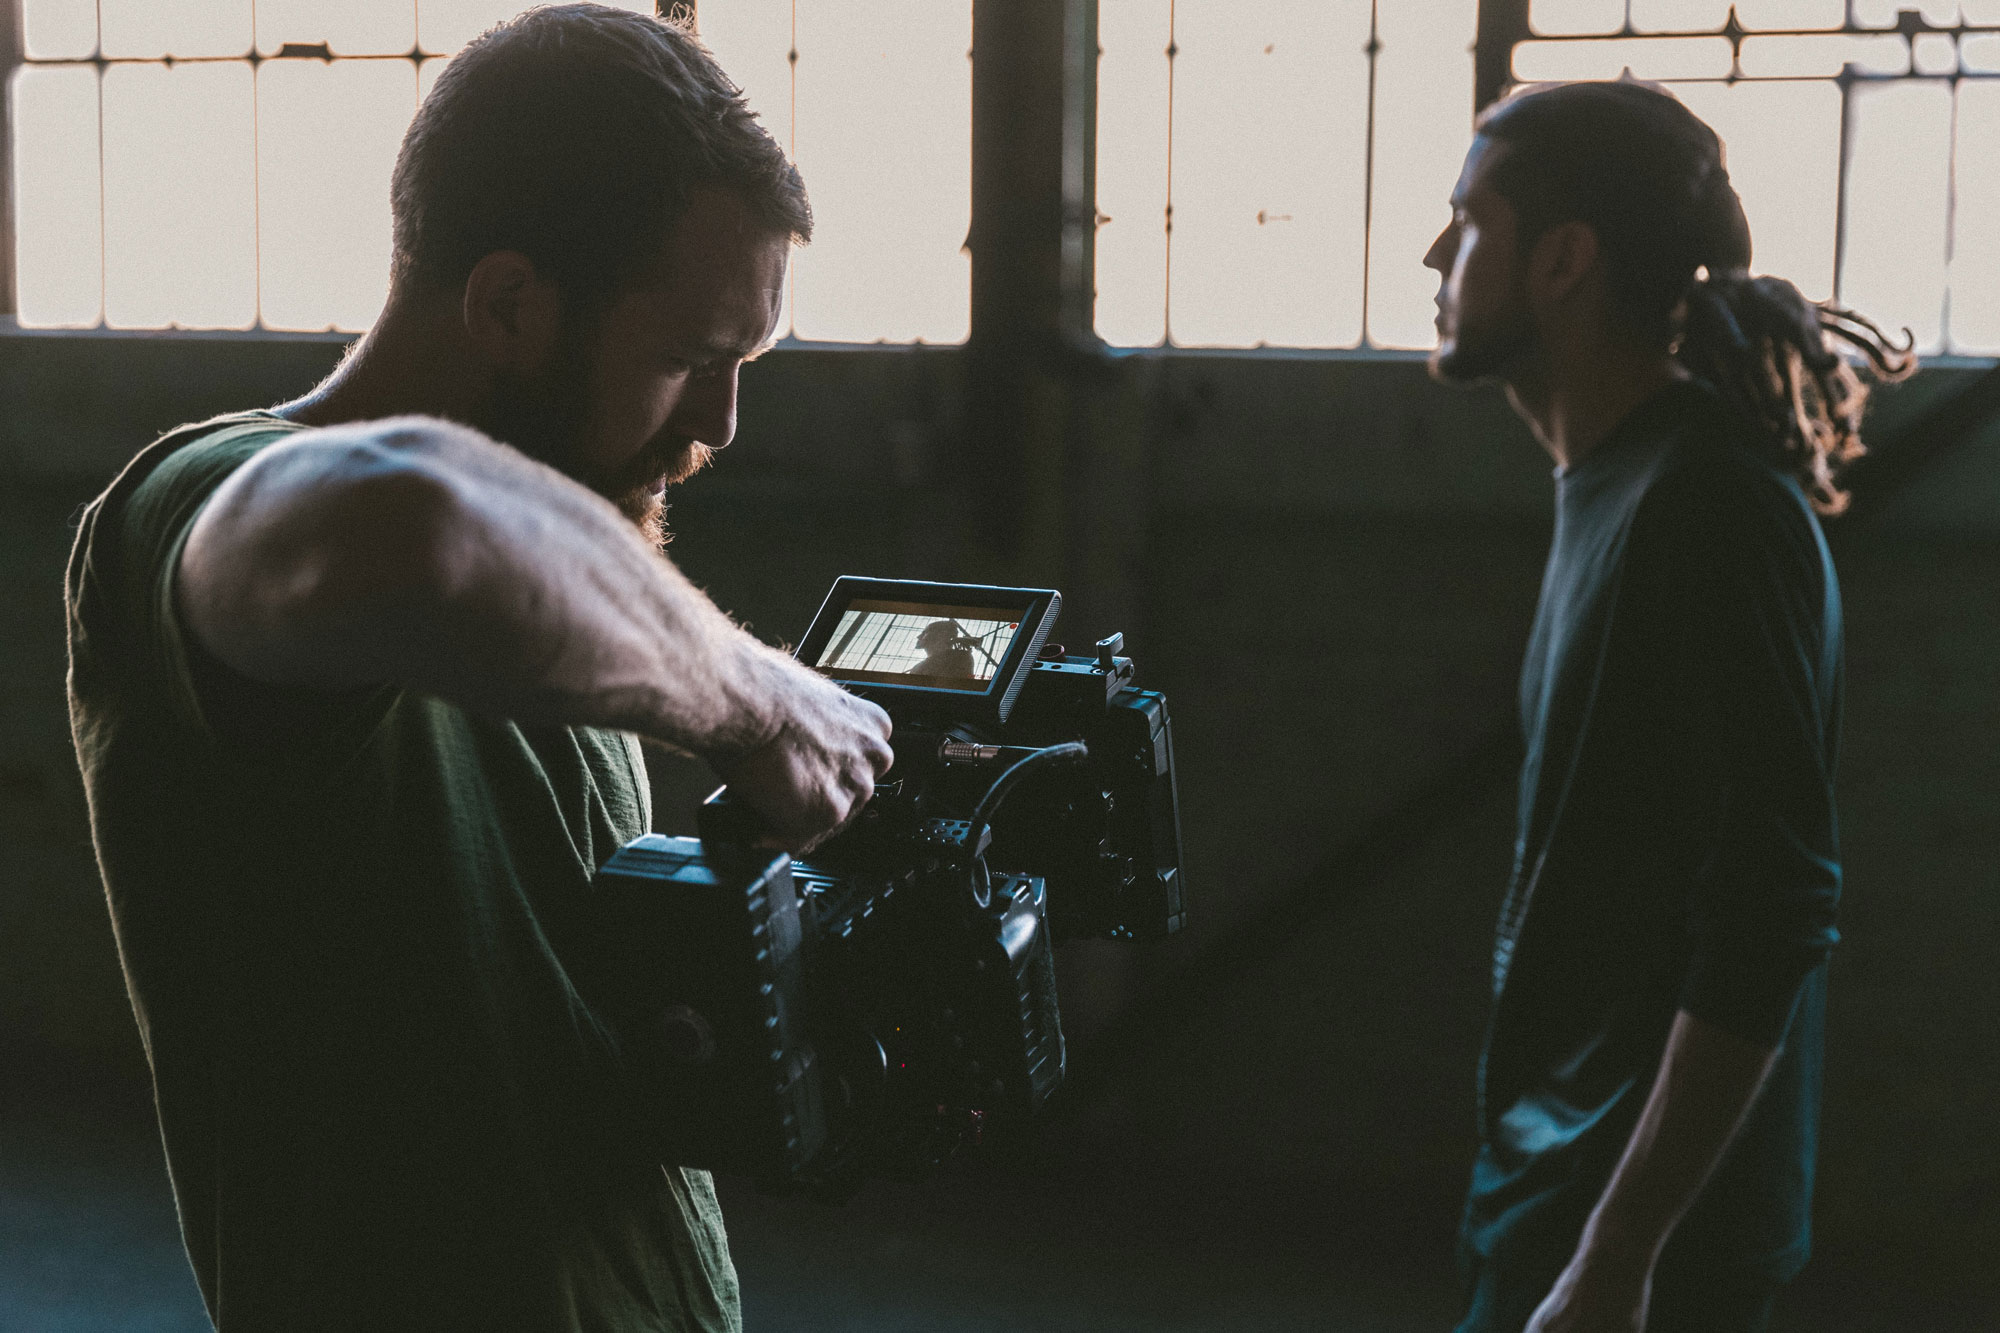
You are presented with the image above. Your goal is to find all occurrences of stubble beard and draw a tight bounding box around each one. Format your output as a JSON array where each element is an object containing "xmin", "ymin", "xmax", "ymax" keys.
[
  {"xmin": 607, "ymin": 439, "xmax": 714, "ymax": 550},
  {"xmin": 483, "ymin": 345, "xmax": 714, "ymax": 551},
  {"xmin": 1430, "ymin": 305, "xmax": 1539, "ymax": 386}
]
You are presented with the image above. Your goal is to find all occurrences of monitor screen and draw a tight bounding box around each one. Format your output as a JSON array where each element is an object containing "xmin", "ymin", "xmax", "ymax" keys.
[{"xmin": 814, "ymin": 598, "xmax": 1030, "ymax": 693}]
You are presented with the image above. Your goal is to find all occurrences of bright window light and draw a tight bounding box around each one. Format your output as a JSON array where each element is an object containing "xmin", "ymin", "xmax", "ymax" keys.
[
  {"xmin": 10, "ymin": 64, "xmax": 102, "ymax": 327},
  {"xmin": 101, "ymin": 61, "xmax": 259, "ymax": 329},
  {"xmin": 1627, "ymin": 0, "xmax": 1733, "ymax": 32},
  {"xmin": 21, "ymin": 0, "xmax": 97, "ymax": 60},
  {"xmin": 1094, "ymin": 0, "xmax": 1476, "ymax": 350},
  {"xmin": 1368, "ymin": 1, "xmax": 1479, "ymax": 350},
  {"xmin": 1498, "ymin": 9, "xmax": 2000, "ymax": 355},
  {"xmin": 1528, "ymin": 0, "xmax": 1625, "ymax": 37},
  {"xmin": 699, "ymin": 0, "xmax": 973, "ymax": 344},
  {"xmin": 1841, "ymin": 80, "xmax": 1953, "ymax": 353},
  {"xmin": 99, "ymin": 0, "xmax": 254, "ymax": 62},
  {"xmin": 255, "ymin": 0, "xmax": 418, "ymax": 56},
  {"xmin": 1671, "ymin": 81, "xmax": 1842, "ymax": 301},
  {"xmin": 258, "ymin": 59, "xmax": 416, "ymax": 331},
  {"xmin": 1164, "ymin": 0, "xmax": 1371, "ymax": 349}
]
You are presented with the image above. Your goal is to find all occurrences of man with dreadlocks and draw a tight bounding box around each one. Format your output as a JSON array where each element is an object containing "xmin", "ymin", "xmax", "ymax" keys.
[{"xmin": 1422, "ymin": 80, "xmax": 1911, "ymax": 1333}]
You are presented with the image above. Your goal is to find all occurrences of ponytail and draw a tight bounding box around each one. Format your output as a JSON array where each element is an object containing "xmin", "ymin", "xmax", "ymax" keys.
[{"xmin": 1680, "ymin": 157, "xmax": 1913, "ymax": 514}]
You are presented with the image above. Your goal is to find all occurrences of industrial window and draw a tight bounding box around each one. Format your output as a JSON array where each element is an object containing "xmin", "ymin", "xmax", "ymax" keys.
[
  {"xmin": 695, "ymin": 1, "xmax": 972, "ymax": 344},
  {"xmin": 1511, "ymin": 0, "xmax": 2000, "ymax": 355},
  {"xmin": 1094, "ymin": 0, "xmax": 1481, "ymax": 350},
  {"xmin": 9, "ymin": 2, "xmax": 1996, "ymax": 356},
  {"xmin": 5, "ymin": 0, "xmax": 972, "ymax": 342}
]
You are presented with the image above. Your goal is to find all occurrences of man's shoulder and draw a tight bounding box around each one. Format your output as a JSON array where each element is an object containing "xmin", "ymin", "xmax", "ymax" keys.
[
  {"xmin": 1621, "ymin": 395, "xmax": 1832, "ymax": 605},
  {"xmin": 71, "ymin": 412, "xmax": 305, "ymax": 597},
  {"xmin": 119, "ymin": 411, "xmax": 306, "ymax": 520},
  {"xmin": 1638, "ymin": 389, "xmax": 1819, "ymax": 541}
]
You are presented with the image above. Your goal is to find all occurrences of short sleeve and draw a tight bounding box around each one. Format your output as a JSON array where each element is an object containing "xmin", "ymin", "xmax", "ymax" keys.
[{"xmin": 111, "ymin": 423, "xmax": 305, "ymax": 737}]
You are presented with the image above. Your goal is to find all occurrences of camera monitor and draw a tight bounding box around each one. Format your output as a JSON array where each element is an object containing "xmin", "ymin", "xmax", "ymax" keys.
[{"xmin": 797, "ymin": 577, "xmax": 1060, "ymax": 723}]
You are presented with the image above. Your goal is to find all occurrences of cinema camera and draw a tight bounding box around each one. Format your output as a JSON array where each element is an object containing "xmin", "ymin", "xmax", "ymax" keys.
[{"xmin": 585, "ymin": 577, "xmax": 1185, "ymax": 1193}]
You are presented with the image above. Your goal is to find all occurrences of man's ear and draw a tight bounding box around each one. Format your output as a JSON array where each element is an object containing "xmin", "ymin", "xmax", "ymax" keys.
[
  {"xmin": 462, "ymin": 251, "xmax": 562, "ymax": 372},
  {"xmin": 1524, "ymin": 219, "xmax": 1601, "ymax": 312}
]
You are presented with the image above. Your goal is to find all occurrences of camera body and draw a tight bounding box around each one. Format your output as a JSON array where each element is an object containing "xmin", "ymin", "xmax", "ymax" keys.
[{"xmin": 586, "ymin": 579, "xmax": 1184, "ymax": 1192}]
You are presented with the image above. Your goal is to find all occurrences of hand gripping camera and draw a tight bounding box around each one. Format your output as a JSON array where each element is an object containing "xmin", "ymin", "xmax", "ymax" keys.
[{"xmin": 584, "ymin": 578, "xmax": 1185, "ymax": 1193}]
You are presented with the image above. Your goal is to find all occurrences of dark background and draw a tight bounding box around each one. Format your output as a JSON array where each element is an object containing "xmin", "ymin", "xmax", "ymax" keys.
[{"xmin": 2, "ymin": 331, "xmax": 1996, "ymax": 1329}]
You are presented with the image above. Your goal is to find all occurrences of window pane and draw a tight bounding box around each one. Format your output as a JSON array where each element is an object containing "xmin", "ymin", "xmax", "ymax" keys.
[
  {"xmin": 1513, "ymin": 36, "xmax": 1735, "ymax": 82},
  {"xmin": 789, "ymin": 1, "xmax": 970, "ymax": 343},
  {"xmin": 418, "ymin": 1, "xmax": 521, "ymax": 54},
  {"xmin": 259, "ymin": 60, "xmax": 415, "ymax": 331},
  {"xmin": 1913, "ymin": 32, "xmax": 1958, "ymax": 76},
  {"xmin": 1094, "ymin": 0, "xmax": 1172, "ymax": 347},
  {"xmin": 1851, "ymin": 0, "xmax": 1958, "ymax": 27},
  {"xmin": 1528, "ymin": 0, "xmax": 1624, "ymax": 37},
  {"xmin": 257, "ymin": 0, "xmax": 417, "ymax": 57},
  {"xmin": 1948, "ymin": 81, "xmax": 2000, "ymax": 352},
  {"xmin": 1732, "ymin": 0, "xmax": 1844, "ymax": 29},
  {"xmin": 1629, "ymin": 0, "xmax": 1732, "ymax": 32},
  {"xmin": 1736, "ymin": 33, "xmax": 1908, "ymax": 78},
  {"xmin": 1167, "ymin": 0, "xmax": 1371, "ymax": 348},
  {"xmin": 1368, "ymin": 0, "xmax": 1478, "ymax": 349},
  {"xmin": 11, "ymin": 64, "xmax": 102, "ymax": 326},
  {"xmin": 1671, "ymin": 81, "xmax": 1841, "ymax": 301},
  {"xmin": 694, "ymin": 0, "xmax": 798, "ymax": 338},
  {"xmin": 99, "ymin": 0, "xmax": 252, "ymax": 60},
  {"xmin": 22, "ymin": 0, "xmax": 98, "ymax": 59},
  {"xmin": 1839, "ymin": 80, "xmax": 1952, "ymax": 354},
  {"xmin": 1966, "ymin": 32, "xmax": 2000, "ymax": 75},
  {"xmin": 101, "ymin": 62, "xmax": 257, "ymax": 328},
  {"xmin": 694, "ymin": 0, "xmax": 794, "ymax": 137},
  {"xmin": 418, "ymin": 1, "xmax": 651, "ymax": 56}
]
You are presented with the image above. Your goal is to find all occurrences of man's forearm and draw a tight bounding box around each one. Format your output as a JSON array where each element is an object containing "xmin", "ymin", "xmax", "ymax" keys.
[
  {"xmin": 181, "ymin": 416, "xmax": 786, "ymax": 756},
  {"xmin": 1575, "ymin": 1009, "xmax": 1780, "ymax": 1269}
]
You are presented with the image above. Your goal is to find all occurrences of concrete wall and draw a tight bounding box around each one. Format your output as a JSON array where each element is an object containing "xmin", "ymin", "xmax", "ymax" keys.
[{"xmin": 1, "ymin": 331, "xmax": 1994, "ymax": 1304}]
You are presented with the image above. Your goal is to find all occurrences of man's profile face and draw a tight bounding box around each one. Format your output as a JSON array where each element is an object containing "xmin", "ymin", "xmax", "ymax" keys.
[
  {"xmin": 487, "ymin": 187, "xmax": 789, "ymax": 546},
  {"xmin": 1424, "ymin": 136, "xmax": 1536, "ymax": 385}
]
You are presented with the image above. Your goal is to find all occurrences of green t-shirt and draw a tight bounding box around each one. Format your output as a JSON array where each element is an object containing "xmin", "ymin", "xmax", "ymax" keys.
[{"xmin": 67, "ymin": 413, "xmax": 740, "ymax": 1332}]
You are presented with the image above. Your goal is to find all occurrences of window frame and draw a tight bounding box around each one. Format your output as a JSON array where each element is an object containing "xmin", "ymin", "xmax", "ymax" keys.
[
  {"xmin": 8, "ymin": 1, "xmax": 1988, "ymax": 365},
  {"xmin": 1475, "ymin": 0, "xmax": 2000, "ymax": 364}
]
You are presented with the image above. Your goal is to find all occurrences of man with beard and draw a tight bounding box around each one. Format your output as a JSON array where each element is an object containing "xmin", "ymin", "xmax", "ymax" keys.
[
  {"xmin": 1421, "ymin": 81, "xmax": 1909, "ymax": 1333},
  {"xmin": 65, "ymin": 8, "xmax": 891, "ymax": 1330}
]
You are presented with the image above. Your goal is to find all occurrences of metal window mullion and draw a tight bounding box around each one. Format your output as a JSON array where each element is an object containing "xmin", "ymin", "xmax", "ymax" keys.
[
  {"xmin": 1942, "ymin": 72, "xmax": 1960, "ymax": 351},
  {"xmin": 1832, "ymin": 71, "xmax": 1854, "ymax": 308},
  {"xmin": 1162, "ymin": 0, "xmax": 1176, "ymax": 346},
  {"xmin": 1359, "ymin": 0, "xmax": 1380, "ymax": 350},
  {"xmin": 0, "ymin": 0, "xmax": 21, "ymax": 315}
]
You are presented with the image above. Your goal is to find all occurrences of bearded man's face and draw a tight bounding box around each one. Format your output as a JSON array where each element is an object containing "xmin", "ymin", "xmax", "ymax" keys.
[
  {"xmin": 479, "ymin": 187, "xmax": 788, "ymax": 546},
  {"xmin": 1424, "ymin": 136, "xmax": 1538, "ymax": 386}
]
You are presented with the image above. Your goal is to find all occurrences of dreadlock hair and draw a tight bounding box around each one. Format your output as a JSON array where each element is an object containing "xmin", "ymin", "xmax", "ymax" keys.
[{"xmin": 1475, "ymin": 79, "xmax": 1914, "ymax": 514}]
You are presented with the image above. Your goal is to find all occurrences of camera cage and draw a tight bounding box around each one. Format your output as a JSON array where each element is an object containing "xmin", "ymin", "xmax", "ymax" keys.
[{"xmin": 587, "ymin": 574, "xmax": 1184, "ymax": 1193}]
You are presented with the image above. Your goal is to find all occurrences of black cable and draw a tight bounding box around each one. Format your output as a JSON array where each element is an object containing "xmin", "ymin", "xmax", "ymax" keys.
[{"xmin": 965, "ymin": 741, "xmax": 1089, "ymax": 908}]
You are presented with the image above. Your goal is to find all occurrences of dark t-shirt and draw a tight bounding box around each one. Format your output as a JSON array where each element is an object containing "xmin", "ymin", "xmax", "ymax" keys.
[
  {"xmin": 67, "ymin": 414, "xmax": 740, "ymax": 1331},
  {"xmin": 1462, "ymin": 381, "xmax": 1842, "ymax": 1282}
]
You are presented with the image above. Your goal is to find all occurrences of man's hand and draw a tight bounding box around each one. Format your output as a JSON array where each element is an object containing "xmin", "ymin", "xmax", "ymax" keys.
[
  {"xmin": 709, "ymin": 660, "xmax": 893, "ymax": 853},
  {"xmin": 1523, "ymin": 1249, "xmax": 1651, "ymax": 1333},
  {"xmin": 1523, "ymin": 1009, "xmax": 1780, "ymax": 1333}
]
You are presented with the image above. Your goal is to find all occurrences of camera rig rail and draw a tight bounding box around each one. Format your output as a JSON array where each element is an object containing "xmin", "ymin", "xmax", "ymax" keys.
[{"xmin": 586, "ymin": 578, "xmax": 1185, "ymax": 1194}]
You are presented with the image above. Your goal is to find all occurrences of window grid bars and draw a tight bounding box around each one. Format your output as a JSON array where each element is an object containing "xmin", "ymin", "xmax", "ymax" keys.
[
  {"xmin": 1146, "ymin": 0, "xmax": 1398, "ymax": 352},
  {"xmin": 1516, "ymin": 7, "xmax": 2000, "ymax": 351},
  {"xmin": 16, "ymin": 0, "xmax": 443, "ymax": 331}
]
